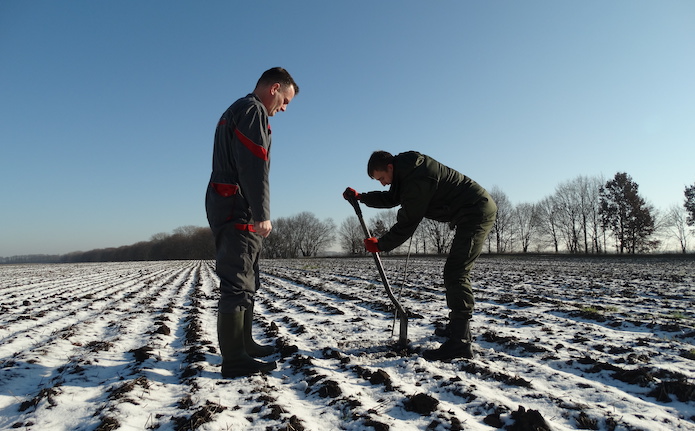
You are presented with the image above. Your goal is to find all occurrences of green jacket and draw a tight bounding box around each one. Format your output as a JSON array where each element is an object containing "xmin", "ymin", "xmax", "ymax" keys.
[{"xmin": 360, "ymin": 151, "xmax": 496, "ymax": 252}]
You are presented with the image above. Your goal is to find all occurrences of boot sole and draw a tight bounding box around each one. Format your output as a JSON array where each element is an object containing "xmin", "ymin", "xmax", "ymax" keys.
[
  {"xmin": 222, "ymin": 360, "xmax": 277, "ymax": 378},
  {"xmin": 423, "ymin": 345, "xmax": 474, "ymax": 361},
  {"xmin": 247, "ymin": 345, "xmax": 275, "ymax": 358}
]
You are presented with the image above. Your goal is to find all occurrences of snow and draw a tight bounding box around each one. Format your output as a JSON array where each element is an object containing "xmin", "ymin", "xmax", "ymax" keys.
[{"xmin": 1, "ymin": 255, "xmax": 694, "ymax": 430}]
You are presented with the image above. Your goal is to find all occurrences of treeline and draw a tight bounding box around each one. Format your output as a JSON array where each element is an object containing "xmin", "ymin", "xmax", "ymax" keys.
[
  {"xmin": 2, "ymin": 174, "xmax": 693, "ymax": 264},
  {"xmin": 261, "ymin": 211, "xmax": 336, "ymax": 258},
  {"xmin": 484, "ymin": 173, "xmax": 694, "ymax": 254},
  {"xmin": 60, "ymin": 226, "xmax": 215, "ymax": 262},
  {"xmin": 1, "ymin": 226, "xmax": 215, "ymax": 264}
]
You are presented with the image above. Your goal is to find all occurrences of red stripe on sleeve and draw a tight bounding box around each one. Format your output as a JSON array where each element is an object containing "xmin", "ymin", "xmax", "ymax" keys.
[{"xmin": 234, "ymin": 129, "xmax": 268, "ymax": 161}]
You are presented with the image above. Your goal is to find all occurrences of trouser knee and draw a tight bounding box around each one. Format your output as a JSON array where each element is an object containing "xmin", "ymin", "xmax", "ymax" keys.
[{"xmin": 214, "ymin": 225, "xmax": 262, "ymax": 313}]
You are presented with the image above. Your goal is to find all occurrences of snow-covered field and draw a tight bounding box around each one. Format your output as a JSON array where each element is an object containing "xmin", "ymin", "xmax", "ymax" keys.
[{"xmin": 1, "ymin": 255, "xmax": 694, "ymax": 431}]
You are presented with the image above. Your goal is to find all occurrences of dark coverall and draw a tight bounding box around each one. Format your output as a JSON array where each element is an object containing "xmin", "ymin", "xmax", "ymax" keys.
[
  {"xmin": 359, "ymin": 151, "xmax": 497, "ymax": 319},
  {"xmin": 205, "ymin": 93, "xmax": 271, "ymax": 314}
]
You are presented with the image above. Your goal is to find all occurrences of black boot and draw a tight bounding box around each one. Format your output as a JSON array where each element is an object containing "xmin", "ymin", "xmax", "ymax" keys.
[
  {"xmin": 218, "ymin": 311, "xmax": 276, "ymax": 378},
  {"xmin": 423, "ymin": 318, "xmax": 473, "ymax": 361},
  {"xmin": 244, "ymin": 301, "xmax": 275, "ymax": 358},
  {"xmin": 434, "ymin": 323, "xmax": 451, "ymax": 337}
]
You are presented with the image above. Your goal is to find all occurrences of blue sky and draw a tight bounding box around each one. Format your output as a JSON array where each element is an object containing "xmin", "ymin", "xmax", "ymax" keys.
[{"xmin": 1, "ymin": 1, "xmax": 693, "ymax": 256}]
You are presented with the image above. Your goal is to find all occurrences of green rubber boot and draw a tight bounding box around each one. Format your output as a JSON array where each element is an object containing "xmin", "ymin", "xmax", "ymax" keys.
[
  {"xmin": 244, "ymin": 301, "xmax": 275, "ymax": 358},
  {"xmin": 423, "ymin": 317, "xmax": 473, "ymax": 361},
  {"xmin": 218, "ymin": 311, "xmax": 276, "ymax": 378}
]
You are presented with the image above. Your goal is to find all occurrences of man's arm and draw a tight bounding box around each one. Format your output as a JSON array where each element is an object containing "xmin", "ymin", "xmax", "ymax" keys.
[
  {"xmin": 233, "ymin": 102, "xmax": 272, "ymax": 222},
  {"xmin": 359, "ymin": 190, "xmax": 399, "ymax": 209},
  {"xmin": 375, "ymin": 178, "xmax": 436, "ymax": 251}
]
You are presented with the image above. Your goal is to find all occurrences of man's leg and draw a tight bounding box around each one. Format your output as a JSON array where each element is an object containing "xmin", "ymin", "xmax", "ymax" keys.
[
  {"xmin": 215, "ymin": 226, "xmax": 276, "ymax": 376},
  {"xmin": 443, "ymin": 220, "xmax": 490, "ymax": 319},
  {"xmin": 244, "ymin": 250, "xmax": 275, "ymax": 357},
  {"xmin": 206, "ymin": 186, "xmax": 256, "ymax": 313},
  {"xmin": 424, "ymin": 214, "xmax": 495, "ymax": 361},
  {"xmin": 216, "ymin": 225, "xmax": 257, "ymax": 314}
]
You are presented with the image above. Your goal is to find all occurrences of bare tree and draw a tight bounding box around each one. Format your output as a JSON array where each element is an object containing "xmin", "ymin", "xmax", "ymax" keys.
[
  {"xmin": 488, "ymin": 186, "xmax": 513, "ymax": 253},
  {"xmin": 664, "ymin": 204, "xmax": 689, "ymax": 254},
  {"xmin": 420, "ymin": 218, "xmax": 454, "ymax": 254},
  {"xmin": 338, "ymin": 216, "xmax": 364, "ymax": 255},
  {"xmin": 262, "ymin": 212, "xmax": 335, "ymax": 258},
  {"xmin": 412, "ymin": 223, "xmax": 430, "ymax": 254},
  {"xmin": 150, "ymin": 232, "xmax": 170, "ymax": 242},
  {"xmin": 173, "ymin": 225, "xmax": 201, "ymax": 237},
  {"xmin": 533, "ymin": 176, "xmax": 603, "ymax": 254},
  {"xmin": 262, "ymin": 216, "xmax": 299, "ymax": 258},
  {"xmin": 583, "ymin": 175, "xmax": 605, "ymax": 253},
  {"xmin": 554, "ymin": 180, "xmax": 583, "ymax": 253},
  {"xmin": 294, "ymin": 212, "xmax": 336, "ymax": 257},
  {"xmin": 535, "ymin": 196, "xmax": 561, "ymax": 252},
  {"xmin": 513, "ymin": 202, "xmax": 536, "ymax": 253}
]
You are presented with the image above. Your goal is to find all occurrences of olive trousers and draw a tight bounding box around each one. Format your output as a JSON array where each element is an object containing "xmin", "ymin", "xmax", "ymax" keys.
[{"xmin": 443, "ymin": 204, "xmax": 497, "ymax": 320}]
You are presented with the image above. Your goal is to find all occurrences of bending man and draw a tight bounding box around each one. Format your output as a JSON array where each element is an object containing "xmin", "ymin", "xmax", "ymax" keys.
[{"xmin": 344, "ymin": 151, "xmax": 496, "ymax": 360}]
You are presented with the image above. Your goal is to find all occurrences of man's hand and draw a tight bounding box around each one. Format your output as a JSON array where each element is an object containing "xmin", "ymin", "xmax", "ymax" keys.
[
  {"xmin": 364, "ymin": 237, "xmax": 379, "ymax": 253},
  {"xmin": 254, "ymin": 220, "xmax": 272, "ymax": 238},
  {"xmin": 343, "ymin": 187, "xmax": 360, "ymax": 201}
]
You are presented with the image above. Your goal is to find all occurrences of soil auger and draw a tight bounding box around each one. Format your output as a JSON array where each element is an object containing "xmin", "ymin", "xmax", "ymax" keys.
[{"xmin": 346, "ymin": 194, "xmax": 408, "ymax": 347}]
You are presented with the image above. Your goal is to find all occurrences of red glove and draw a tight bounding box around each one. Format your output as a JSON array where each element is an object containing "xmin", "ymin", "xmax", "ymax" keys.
[
  {"xmin": 343, "ymin": 187, "xmax": 361, "ymax": 201},
  {"xmin": 364, "ymin": 237, "xmax": 380, "ymax": 253}
]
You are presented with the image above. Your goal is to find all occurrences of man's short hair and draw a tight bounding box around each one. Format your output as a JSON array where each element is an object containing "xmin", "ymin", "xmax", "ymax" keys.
[
  {"xmin": 257, "ymin": 67, "xmax": 299, "ymax": 94},
  {"xmin": 367, "ymin": 151, "xmax": 394, "ymax": 178}
]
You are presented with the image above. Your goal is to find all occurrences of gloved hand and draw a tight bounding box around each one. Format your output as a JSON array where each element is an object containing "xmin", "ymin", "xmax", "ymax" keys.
[
  {"xmin": 364, "ymin": 237, "xmax": 380, "ymax": 253},
  {"xmin": 343, "ymin": 187, "xmax": 361, "ymax": 201}
]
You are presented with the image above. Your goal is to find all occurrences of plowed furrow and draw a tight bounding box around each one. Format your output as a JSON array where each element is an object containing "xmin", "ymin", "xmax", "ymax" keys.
[{"xmin": 0, "ymin": 262, "xmax": 205, "ymax": 430}]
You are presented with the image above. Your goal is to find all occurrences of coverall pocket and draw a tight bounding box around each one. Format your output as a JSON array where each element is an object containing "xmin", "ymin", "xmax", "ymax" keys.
[
  {"xmin": 211, "ymin": 182, "xmax": 239, "ymax": 197},
  {"xmin": 206, "ymin": 184, "xmax": 239, "ymax": 230}
]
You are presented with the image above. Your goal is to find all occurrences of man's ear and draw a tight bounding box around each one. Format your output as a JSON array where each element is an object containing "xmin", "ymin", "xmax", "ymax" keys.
[{"xmin": 270, "ymin": 83, "xmax": 281, "ymax": 94}]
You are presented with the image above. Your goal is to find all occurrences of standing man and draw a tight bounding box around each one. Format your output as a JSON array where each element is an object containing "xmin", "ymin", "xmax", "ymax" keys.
[
  {"xmin": 343, "ymin": 151, "xmax": 496, "ymax": 361},
  {"xmin": 206, "ymin": 67, "xmax": 299, "ymax": 378}
]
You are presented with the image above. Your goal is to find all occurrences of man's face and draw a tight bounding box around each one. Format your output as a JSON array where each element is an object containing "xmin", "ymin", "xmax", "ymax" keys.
[
  {"xmin": 371, "ymin": 165, "xmax": 394, "ymax": 186},
  {"xmin": 263, "ymin": 83, "xmax": 296, "ymax": 117}
]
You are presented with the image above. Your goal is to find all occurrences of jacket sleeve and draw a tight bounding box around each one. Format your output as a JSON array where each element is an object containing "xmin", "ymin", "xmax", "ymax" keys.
[
  {"xmin": 233, "ymin": 103, "xmax": 271, "ymax": 222},
  {"xmin": 359, "ymin": 190, "xmax": 400, "ymax": 209},
  {"xmin": 377, "ymin": 177, "xmax": 437, "ymax": 252}
]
